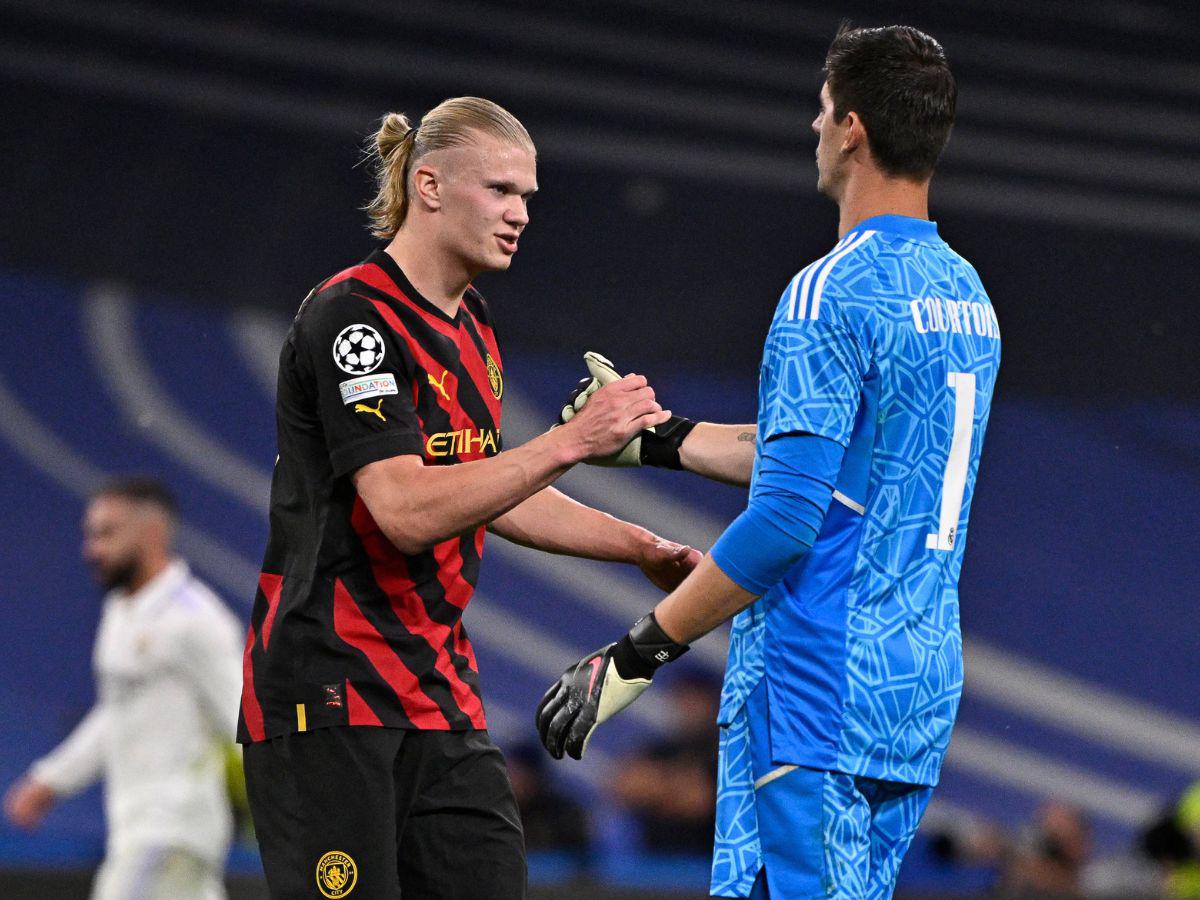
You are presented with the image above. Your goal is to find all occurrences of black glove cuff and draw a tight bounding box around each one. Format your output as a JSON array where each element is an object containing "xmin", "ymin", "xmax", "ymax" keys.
[
  {"xmin": 639, "ymin": 416, "xmax": 697, "ymax": 470},
  {"xmin": 612, "ymin": 612, "xmax": 690, "ymax": 680}
]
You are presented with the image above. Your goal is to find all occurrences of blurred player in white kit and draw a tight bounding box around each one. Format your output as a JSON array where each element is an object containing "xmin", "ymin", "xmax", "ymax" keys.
[{"xmin": 4, "ymin": 477, "xmax": 244, "ymax": 900}]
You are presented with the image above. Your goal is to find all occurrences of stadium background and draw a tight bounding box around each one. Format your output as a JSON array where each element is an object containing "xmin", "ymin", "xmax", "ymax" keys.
[{"xmin": 1, "ymin": 0, "xmax": 1197, "ymax": 896}]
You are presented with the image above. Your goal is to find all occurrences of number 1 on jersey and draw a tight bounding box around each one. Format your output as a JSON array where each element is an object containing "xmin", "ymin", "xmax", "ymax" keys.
[{"xmin": 926, "ymin": 371, "xmax": 976, "ymax": 552}]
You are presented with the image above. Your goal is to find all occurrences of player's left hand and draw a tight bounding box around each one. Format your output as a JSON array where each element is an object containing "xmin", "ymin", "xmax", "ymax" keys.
[
  {"xmin": 638, "ymin": 540, "xmax": 702, "ymax": 592},
  {"xmin": 536, "ymin": 613, "xmax": 690, "ymax": 760},
  {"xmin": 536, "ymin": 642, "xmax": 646, "ymax": 760}
]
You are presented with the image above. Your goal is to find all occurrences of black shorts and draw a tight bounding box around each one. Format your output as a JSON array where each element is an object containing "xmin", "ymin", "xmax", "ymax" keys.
[{"xmin": 243, "ymin": 726, "xmax": 526, "ymax": 899}]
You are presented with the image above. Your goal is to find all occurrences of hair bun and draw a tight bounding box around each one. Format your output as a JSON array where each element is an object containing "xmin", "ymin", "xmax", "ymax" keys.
[{"xmin": 376, "ymin": 112, "xmax": 413, "ymax": 161}]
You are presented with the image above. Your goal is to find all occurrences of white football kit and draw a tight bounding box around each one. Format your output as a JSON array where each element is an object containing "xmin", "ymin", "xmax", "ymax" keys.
[{"xmin": 30, "ymin": 560, "xmax": 243, "ymax": 900}]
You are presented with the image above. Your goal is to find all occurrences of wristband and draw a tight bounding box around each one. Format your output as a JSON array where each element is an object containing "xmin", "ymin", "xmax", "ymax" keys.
[
  {"xmin": 611, "ymin": 611, "xmax": 690, "ymax": 680},
  {"xmin": 639, "ymin": 417, "xmax": 697, "ymax": 469}
]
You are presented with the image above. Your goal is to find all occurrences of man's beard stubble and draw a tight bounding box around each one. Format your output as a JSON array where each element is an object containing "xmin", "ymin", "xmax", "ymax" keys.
[{"xmin": 94, "ymin": 558, "xmax": 140, "ymax": 593}]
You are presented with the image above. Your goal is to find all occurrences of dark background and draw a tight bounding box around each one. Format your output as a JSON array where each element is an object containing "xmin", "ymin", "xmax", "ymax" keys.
[{"xmin": 2, "ymin": 0, "xmax": 1197, "ymax": 400}]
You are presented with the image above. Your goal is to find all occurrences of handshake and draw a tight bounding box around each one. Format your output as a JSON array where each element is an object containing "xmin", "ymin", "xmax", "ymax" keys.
[
  {"xmin": 536, "ymin": 352, "xmax": 699, "ymax": 762},
  {"xmin": 553, "ymin": 351, "xmax": 696, "ymax": 469}
]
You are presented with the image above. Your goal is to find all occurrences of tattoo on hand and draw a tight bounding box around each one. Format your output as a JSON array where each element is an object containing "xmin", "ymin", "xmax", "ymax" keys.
[{"xmin": 737, "ymin": 431, "xmax": 755, "ymax": 442}]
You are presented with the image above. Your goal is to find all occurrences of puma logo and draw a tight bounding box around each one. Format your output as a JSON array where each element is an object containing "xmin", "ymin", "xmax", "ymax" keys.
[
  {"xmin": 354, "ymin": 398, "xmax": 386, "ymax": 421},
  {"xmin": 427, "ymin": 370, "xmax": 451, "ymax": 401}
]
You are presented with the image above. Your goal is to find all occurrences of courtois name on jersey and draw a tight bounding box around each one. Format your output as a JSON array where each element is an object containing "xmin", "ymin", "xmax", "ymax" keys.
[{"xmin": 720, "ymin": 215, "xmax": 1001, "ymax": 787}]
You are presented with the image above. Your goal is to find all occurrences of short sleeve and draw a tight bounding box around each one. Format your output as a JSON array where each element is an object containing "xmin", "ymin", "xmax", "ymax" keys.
[
  {"xmin": 759, "ymin": 293, "xmax": 871, "ymax": 447},
  {"xmin": 295, "ymin": 293, "xmax": 425, "ymax": 477}
]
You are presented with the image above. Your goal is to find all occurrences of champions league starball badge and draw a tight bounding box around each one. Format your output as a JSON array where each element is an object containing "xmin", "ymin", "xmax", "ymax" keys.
[{"xmin": 333, "ymin": 324, "xmax": 385, "ymax": 375}]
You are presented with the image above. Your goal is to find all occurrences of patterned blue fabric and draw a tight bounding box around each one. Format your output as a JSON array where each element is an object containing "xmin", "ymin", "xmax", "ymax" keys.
[
  {"xmin": 710, "ymin": 433, "xmax": 839, "ymax": 595},
  {"xmin": 713, "ymin": 215, "xmax": 1000, "ymax": 895},
  {"xmin": 743, "ymin": 764, "xmax": 933, "ymax": 899},
  {"xmin": 713, "ymin": 689, "xmax": 935, "ymax": 899},
  {"xmin": 711, "ymin": 701, "xmax": 761, "ymax": 897}
]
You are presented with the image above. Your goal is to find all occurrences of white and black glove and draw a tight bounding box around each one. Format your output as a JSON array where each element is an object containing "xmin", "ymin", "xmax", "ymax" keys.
[
  {"xmin": 557, "ymin": 352, "xmax": 696, "ymax": 468},
  {"xmin": 536, "ymin": 612, "xmax": 689, "ymax": 760}
]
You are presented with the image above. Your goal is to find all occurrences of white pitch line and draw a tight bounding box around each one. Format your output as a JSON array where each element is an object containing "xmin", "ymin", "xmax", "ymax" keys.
[
  {"xmin": 80, "ymin": 284, "xmax": 1200, "ymax": 800},
  {"xmin": 945, "ymin": 727, "xmax": 1162, "ymax": 826},
  {"xmin": 229, "ymin": 308, "xmax": 288, "ymax": 399},
  {"xmin": 468, "ymin": 594, "xmax": 674, "ymax": 734},
  {"xmin": 482, "ymin": 539, "xmax": 730, "ymax": 671},
  {"xmin": 965, "ymin": 639, "xmax": 1200, "ymax": 775},
  {"xmin": 0, "ymin": 364, "xmax": 259, "ymax": 602},
  {"xmin": 84, "ymin": 283, "xmax": 272, "ymax": 511},
  {"xmin": 233, "ymin": 308, "xmax": 733, "ymax": 551}
]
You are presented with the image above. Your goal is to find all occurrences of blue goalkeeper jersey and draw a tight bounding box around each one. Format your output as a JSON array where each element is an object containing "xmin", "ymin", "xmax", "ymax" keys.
[{"xmin": 718, "ymin": 214, "xmax": 1001, "ymax": 787}]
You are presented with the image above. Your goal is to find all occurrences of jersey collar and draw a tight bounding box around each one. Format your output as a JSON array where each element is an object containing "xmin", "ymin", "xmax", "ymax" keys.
[
  {"xmin": 846, "ymin": 214, "xmax": 939, "ymax": 243},
  {"xmin": 368, "ymin": 249, "xmax": 462, "ymax": 327},
  {"xmin": 108, "ymin": 558, "xmax": 189, "ymax": 615}
]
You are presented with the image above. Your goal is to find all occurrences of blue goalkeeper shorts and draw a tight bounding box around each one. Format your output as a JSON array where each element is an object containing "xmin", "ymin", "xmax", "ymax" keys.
[{"xmin": 745, "ymin": 683, "xmax": 933, "ymax": 899}]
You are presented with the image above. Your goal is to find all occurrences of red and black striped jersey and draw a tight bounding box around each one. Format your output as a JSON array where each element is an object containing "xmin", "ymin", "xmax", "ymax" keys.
[{"xmin": 238, "ymin": 249, "xmax": 505, "ymax": 743}]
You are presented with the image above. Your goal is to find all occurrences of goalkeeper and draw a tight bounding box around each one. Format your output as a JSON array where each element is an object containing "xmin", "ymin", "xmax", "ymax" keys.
[{"xmin": 538, "ymin": 23, "xmax": 1001, "ymax": 900}]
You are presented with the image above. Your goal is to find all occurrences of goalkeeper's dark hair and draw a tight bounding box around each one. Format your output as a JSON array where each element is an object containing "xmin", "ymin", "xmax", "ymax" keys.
[
  {"xmin": 824, "ymin": 23, "xmax": 956, "ymax": 181},
  {"xmin": 91, "ymin": 476, "xmax": 178, "ymax": 520},
  {"xmin": 364, "ymin": 97, "xmax": 535, "ymax": 239}
]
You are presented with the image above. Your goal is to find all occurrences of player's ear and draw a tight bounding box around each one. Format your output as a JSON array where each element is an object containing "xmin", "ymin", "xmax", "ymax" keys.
[
  {"xmin": 136, "ymin": 506, "xmax": 173, "ymax": 554},
  {"xmin": 841, "ymin": 112, "xmax": 867, "ymax": 156},
  {"xmin": 411, "ymin": 164, "xmax": 443, "ymax": 212}
]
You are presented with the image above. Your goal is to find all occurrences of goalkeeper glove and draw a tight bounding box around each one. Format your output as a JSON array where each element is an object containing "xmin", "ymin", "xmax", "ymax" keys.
[
  {"xmin": 536, "ymin": 611, "xmax": 689, "ymax": 760},
  {"xmin": 557, "ymin": 352, "xmax": 696, "ymax": 468}
]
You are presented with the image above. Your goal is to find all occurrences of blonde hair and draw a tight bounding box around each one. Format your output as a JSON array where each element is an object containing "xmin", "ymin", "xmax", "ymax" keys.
[{"xmin": 364, "ymin": 97, "xmax": 535, "ymax": 239}]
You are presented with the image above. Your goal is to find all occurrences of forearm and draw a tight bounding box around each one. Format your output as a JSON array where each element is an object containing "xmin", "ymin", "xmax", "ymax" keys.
[
  {"xmin": 489, "ymin": 487, "xmax": 655, "ymax": 562},
  {"xmin": 30, "ymin": 706, "xmax": 107, "ymax": 797},
  {"xmin": 357, "ymin": 427, "xmax": 585, "ymax": 554},
  {"xmin": 653, "ymin": 555, "xmax": 758, "ymax": 644},
  {"xmin": 658, "ymin": 433, "xmax": 839, "ymax": 640},
  {"xmin": 679, "ymin": 423, "xmax": 757, "ymax": 487}
]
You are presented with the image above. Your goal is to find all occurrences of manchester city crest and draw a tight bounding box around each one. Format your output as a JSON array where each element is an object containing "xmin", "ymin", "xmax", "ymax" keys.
[
  {"xmin": 485, "ymin": 353, "xmax": 503, "ymax": 400},
  {"xmin": 316, "ymin": 850, "xmax": 357, "ymax": 898}
]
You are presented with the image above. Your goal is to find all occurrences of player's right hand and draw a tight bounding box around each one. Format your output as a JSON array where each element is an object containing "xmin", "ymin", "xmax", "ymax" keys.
[
  {"xmin": 557, "ymin": 352, "xmax": 696, "ymax": 468},
  {"xmin": 3, "ymin": 776, "xmax": 54, "ymax": 831},
  {"xmin": 559, "ymin": 370, "xmax": 671, "ymax": 461}
]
